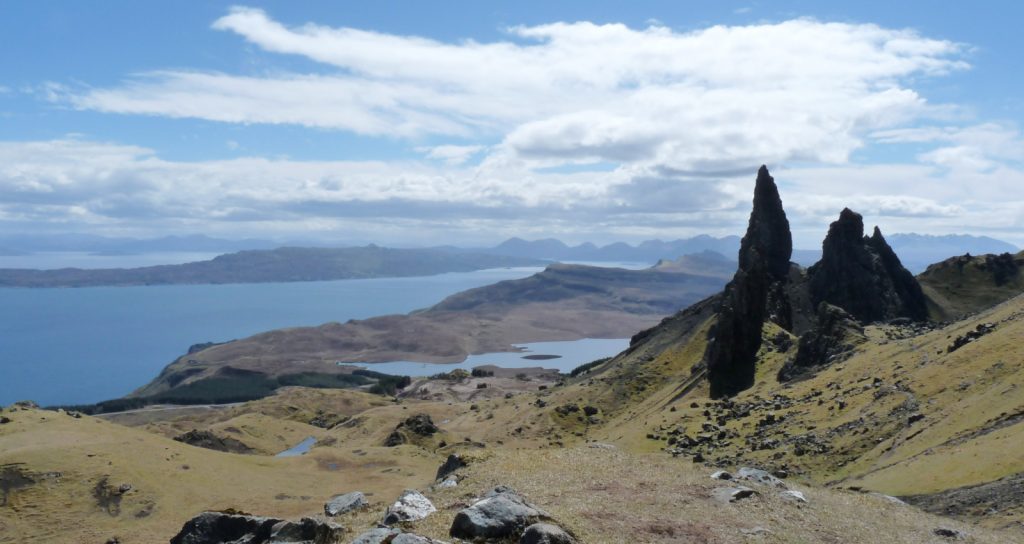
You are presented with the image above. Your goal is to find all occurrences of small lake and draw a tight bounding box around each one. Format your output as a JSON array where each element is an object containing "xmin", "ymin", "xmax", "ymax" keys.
[
  {"xmin": 348, "ymin": 338, "xmax": 630, "ymax": 376},
  {"xmin": 276, "ymin": 436, "xmax": 317, "ymax": 457}
]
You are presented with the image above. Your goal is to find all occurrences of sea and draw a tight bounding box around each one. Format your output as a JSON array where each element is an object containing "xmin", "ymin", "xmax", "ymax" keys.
[{"xmin": 0, "ymin": 253, "xmax": 646, "ymax": 406}]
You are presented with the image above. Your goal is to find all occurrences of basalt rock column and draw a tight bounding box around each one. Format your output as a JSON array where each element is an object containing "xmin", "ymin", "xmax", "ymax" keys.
[{"xmin": 706, "ymin": 166, "xmax": 793, "ymax": 398}]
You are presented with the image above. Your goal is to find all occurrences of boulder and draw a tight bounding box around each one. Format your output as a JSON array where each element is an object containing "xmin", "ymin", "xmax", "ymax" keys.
[
  {"xmin": 737, "ymin": 467, "xmax": 787, "ymax": 489},
  {"xmin": 710, "ymin": 470, "xmax": 733, "ymax": 481},
  {"xmin": 711, "ymin": 486, "xmax": 757, "ymax": 504},
  {"xmin": 383, "ymin": 490, "xmax": 436, "ymax": 525},
  {"xmin": 169, "ymin": 512, "xmax": 343, "ymax": 544},
  {"xmin": 450, "ymin": 488, "xmax": 549, "ymax": 540},
  {"xmin": 324, "ymin": 491, "xmax": 367, "ymax": 517},
  {"xmin": 519, "ymin": 523, "xmax": 577, "ymax": 544},
  {"xmin": 778, "ymin": 490, "xmax": 808, "ymax": 503},
  {"xmin": 173, "ymin": 429, "xmax": 253, "ymax": 454},
  {"xmin": 350, "ymin": 527, "xmax": 401, "ymax": 544},
  {"xmin": 435, "ymin": 454, "xmax": 465, "ymax": 481}
]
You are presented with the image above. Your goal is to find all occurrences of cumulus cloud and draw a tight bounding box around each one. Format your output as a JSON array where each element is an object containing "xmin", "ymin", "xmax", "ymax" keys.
[
  {"xmin": 14, "ymin": 9, "xmax": 1024, "ymax": 246},
  {"xmin": 67, "ymin": 9, "xmax": 967, "ymax": 172}
]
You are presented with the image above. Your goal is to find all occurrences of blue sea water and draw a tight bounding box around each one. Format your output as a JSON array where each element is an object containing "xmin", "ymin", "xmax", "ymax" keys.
[{"xmin": 0, "ymin": 267, "xmax": 553, "ymax": 406}]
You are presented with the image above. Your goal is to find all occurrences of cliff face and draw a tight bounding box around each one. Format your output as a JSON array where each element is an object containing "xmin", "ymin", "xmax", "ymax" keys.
[
  {"xmin": 706, "ymin": 166, "xmax": 793, "ymax": 398},
  {"xmin": 808, "ymin": 209, "xmax": 927, "ymax": 323}
]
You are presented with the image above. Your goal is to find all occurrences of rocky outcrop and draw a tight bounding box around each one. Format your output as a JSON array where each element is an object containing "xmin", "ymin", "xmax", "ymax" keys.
[
  {"xmin": 705, "ymin": 166, "xmax": 794, "ymax": 398},
  {"xmin": 385, "ymin": 414, "xmax": 439, "ymax": 447},
  {"xmin": 173, "ymin": 429, "xmax": 253, "ymax": 454},
  {"xmin": 778, "ymin": 303, "xmax": 867, "ymax": 381},
  {"xmin": 449, "ymin": 487, "xmax": 552, "ymax": 541},
  {"xmin": 169, "ymin": 512, "xmax": 343, "ymax": 544},
  {"xmin": 808, "ymin": 210, "xmax": 927, "ymax": 323}
]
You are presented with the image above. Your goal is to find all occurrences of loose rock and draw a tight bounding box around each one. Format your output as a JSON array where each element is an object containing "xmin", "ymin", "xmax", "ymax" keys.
[
  {"xmin": 169, "ymin": 511, "xmax": 344, "ymax": 544},
  {"xmin": 324, "ymin": 491, "xmax": 367, "ymax": 517},
  {"xmin": 519, "ymin": 522, "xmax": 577, "ymax": 544},
  {"xmin": 711, "ymin": 486, "xmax": 758, "ymax": 504},
  {"xmin": 737, "ymin": 467, "xmax": 787, "ymax": 489},
  {"xmin": 450, "ymin": 487, "xmax": 549, "ymax": 540},
  {"xmin": 383, "ymin": 490, "xmax": 436, "ymax": 525}
]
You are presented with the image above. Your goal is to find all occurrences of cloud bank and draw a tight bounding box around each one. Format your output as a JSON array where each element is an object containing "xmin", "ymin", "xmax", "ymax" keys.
[{"xmin": 6, "ymin": 8, "xmax": 1022, "ymax": 246}]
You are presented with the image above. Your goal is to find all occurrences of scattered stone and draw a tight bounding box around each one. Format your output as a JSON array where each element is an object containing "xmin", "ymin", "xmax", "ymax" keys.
[
  {"xmin": 169, "ymin": 512, "xmax": 344, "ymax": 544},
  {"xmin": 435, "ymin": 454, "xmax": 466, "ymax": 481},
  {"xmin": 711, "ymin": 486, "xmax": 757, "ymax": 504},
  {"xmin": 778, "ymin": 490, "xmax": 807, "ymax": 503},
  {"xmin": 437, "ymin": 477, "xmax": 458, "ymax": 489},
  {"xmin": 450, "ymin": 487, "xmax": 549, "ymax": 540},
  {"xmin": 587, "ymin": 443, "xmax": 616, "ymax": 450},
  {"xmin": 933, "ymin": 527, "xmax": 967, "ymax": 540},
  {"xmin": 740, "ymin": 526, "xmax": 771, "ymax": 536},
  {"xmin": 384, "ymin": 430, "xmax": 407, "ymax": 447},
  {"xmin": 710, "ymin": 470, "xmax": 733, "ymax": 481},
  {"xmin": 324, "ymin": 491, "xmax": 367, "ymax": 517},
  {"xmin": 519, "ymin": 522, "xmax": 577, "ymax": 544},
  {"xmin": 350, "ymin": 527, "xmax": 402, "ymax": 544},
  {"xmin": 383, "ymin": 490, "xmax": 436, "ymax": 525},
  {"xmin": 737, "ymin": 467, "xmax": 787, "ymax": 489}
]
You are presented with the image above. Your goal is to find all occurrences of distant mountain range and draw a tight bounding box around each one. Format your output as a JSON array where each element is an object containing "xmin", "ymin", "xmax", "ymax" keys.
[
  {"xmin": 1, "ymin": 232, "xmax": 1017, "ymax": 277},
  {"xmin": 473, "ymin": 235, "xmax": 743, "ymax": 263},
  {"xmin": 0, "ymin": 247, "xmax": 544, "ymax": 288}
]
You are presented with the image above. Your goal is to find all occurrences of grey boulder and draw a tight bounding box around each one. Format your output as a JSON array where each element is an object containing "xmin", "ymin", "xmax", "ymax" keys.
[
  {"xmin": 711, "ymin": 486, "xmax": 758, "ymax": 504},
  {"xmin": 325, "ymin": 491, "xmax": 367, "ymax": 517},
  {"xmin": 169, "ymin": 511, "xmax": 344, "ymax": 544},
  {"xmin": 737, "ymin": 467, "xmax": 787, "ymax": 489},
  {"xmin": 450, "ymin": 488, "xmax": 549, "ymax": 540},
  {"xmin": 519, "ymin": 523, "xmax": 577, "ymax": 544},
  {"xmin": 350, "ymin": 527, "xmax": 401, "ymax": 544}
]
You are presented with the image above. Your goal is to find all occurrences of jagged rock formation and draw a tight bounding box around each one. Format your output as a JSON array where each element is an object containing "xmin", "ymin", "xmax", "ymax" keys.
[
  {"xmin": 778, "ymin": 303, "xmax": 866, "ymax": 381},
  {"xmin": 169, "ymin": 512, "xmax": 344, "ymax": 544},
  {"xmin": 808, "ymin": 209, "xmax": 927, "ymax": 323},
  {"xmin": 706, "ymin": 166, "xmax": 793, "ymax": 398}
]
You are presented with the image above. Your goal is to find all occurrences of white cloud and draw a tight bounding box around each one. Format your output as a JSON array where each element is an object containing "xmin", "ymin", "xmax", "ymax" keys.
[
  {"xmin": 417, "ymin": 144, "xmax": 484, "ymax": 165},
  {"xmin": 1, "ymin": 138, "xmax": 1022, "ymax": 248},
  {"xmin": 67, "ymin": 9, "xmax": 967, "ymax": 172}
]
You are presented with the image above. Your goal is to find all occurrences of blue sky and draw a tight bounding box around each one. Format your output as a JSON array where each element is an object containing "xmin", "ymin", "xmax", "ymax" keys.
[{"xmin": 1, "ymin": 1, "xmax": 1022, "ymax": 247}]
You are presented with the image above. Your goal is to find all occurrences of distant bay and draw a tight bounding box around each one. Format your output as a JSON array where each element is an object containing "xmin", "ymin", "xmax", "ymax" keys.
[{"xmin": 0, "ymin": 266, "xmax": 551, "ymax": 406}]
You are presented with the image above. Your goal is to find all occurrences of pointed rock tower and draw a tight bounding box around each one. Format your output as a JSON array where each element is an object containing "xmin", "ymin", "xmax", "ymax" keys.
[
  {"xmin": 808, "ymin": 209, "xmax": 927, "ymax": 323},
  {"xmin": 706, "ymin": 166, "xmax": 793, "ymax": 398}
]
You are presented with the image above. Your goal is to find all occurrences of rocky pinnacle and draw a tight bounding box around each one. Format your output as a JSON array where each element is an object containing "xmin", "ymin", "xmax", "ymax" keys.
[{"xmin": 706, "ymin": 166, "xmax": 793, "ymax": 398}]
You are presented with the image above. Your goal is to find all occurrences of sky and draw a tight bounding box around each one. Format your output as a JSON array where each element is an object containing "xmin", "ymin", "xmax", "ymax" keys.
[{"xmin": 1, "ymin": 1, "xmax": 1022, "ymax": 249}]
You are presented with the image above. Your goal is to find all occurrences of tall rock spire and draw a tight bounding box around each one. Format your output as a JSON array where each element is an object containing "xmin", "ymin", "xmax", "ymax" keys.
[{"xmin": 706, "ymin": 166, "xmax": 794, "ymax": 398}]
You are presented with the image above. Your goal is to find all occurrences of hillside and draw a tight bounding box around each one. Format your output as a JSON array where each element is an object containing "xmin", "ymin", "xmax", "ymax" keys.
[
  {"xmin": 918, "ymin": 251, "xmax": 1024, "ymax": 320},
  {"xmin": 0, "ymin": 246, "xmax": 544, "ymax": 288},
  {"xmin": 131, "ymin": 263, "xmax": 730, "ymax": 400}
]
